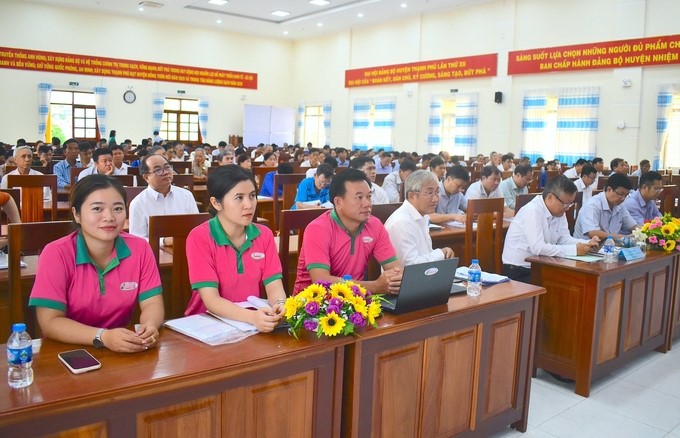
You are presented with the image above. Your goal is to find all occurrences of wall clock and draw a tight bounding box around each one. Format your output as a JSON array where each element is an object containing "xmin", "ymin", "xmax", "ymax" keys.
[{"xmin": 123, "ymin": 90, "xmax": 136, "ymax": 104}]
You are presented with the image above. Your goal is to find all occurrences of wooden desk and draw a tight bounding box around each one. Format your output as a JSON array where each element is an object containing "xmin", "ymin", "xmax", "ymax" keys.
[
  {"xmin": 528, "ymin": 251, "xmax": 679, "ymax": 397},
  {"xmin": 0, "ymin": 329, "xmax": 350, "ymax": 437},
  {"xmin": 343, "ymin": 281, "xmax": 544, "ymax": 437},
  {"xmin": 429, "ymin": 220, "xmax": 511, "ymax": 263}
]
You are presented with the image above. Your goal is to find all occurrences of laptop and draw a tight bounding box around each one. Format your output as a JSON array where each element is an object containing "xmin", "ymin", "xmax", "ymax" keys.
[{"xmin": 383, "ymin": 258, "xmax": 465, "ymax": 315}]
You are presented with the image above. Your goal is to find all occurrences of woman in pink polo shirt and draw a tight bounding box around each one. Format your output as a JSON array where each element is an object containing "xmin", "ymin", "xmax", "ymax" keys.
[
  {"xmin": 29, "ymin": 175, "xmax": 164, "ymax": 353},
  {"xmin": 185, "ymin": 165, "xmax": 286, "ymax": 332}
]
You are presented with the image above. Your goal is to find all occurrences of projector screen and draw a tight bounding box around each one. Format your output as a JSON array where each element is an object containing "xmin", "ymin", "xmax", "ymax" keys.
[{"xmin": 243, "ymin": 104, "xmax": 294, "ymax": 146}]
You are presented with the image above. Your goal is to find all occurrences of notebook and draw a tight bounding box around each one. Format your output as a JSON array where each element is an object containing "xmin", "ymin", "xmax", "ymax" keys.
[{"xmin": 383, "ymin": 258, "xmax": 462, "ymax": 315}]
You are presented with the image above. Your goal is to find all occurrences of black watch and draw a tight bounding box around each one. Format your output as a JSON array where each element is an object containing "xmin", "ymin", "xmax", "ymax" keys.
[{"xmin": 93, "ymin": 328, "xmax": 105, "ymax": 348}]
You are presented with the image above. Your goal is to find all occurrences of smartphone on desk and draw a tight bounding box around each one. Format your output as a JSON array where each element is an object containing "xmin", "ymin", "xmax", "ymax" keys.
[{"xmin": 58, "ymin": 349, "xmax": 102, "ymax": 374}]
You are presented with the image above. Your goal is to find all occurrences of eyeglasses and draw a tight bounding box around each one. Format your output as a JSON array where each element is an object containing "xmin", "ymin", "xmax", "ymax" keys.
[
  {"xmin": 149, "ymin": 165, "xmax": 172, "ymax": 176},
  {"xmin": 414, "ymin": 190, "xmax": 440, "ymax": 199},
  {"xmin": 551, "ymin": 192, "xmax": 574, "ymax": 209},
  {"xmin": 612, "ymin": 189, "xmax": 629, "ymax": 198}
]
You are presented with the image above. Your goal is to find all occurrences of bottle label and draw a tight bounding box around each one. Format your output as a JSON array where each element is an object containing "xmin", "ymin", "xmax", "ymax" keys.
[
  {"xmin": 469, "ymin": 270, "xmax": 481, "ymax": 283},
  {"xmin": 7, "ymin": 346, "xmax": 32, "ymax": 365}
]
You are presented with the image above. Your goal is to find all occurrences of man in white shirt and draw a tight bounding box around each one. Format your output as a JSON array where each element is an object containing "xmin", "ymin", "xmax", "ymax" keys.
[
  {"xmin": 335, "ymin": 148, "xmax": 350, "ymax": 167},
  {"xmin": 300, "ymin": 148, "xmax": 321, "ymax": 168},
  {"xmin": 574, "ymin": 164, "xmax": 597, "ymax": 205},
  {"xmin": 351, "ymin": 156, "xmax": 389, "ymax": 204},
  {"xmin": 502, "ymin": 175, "xmax": 598, "ymax": 283},
  {"xmin": 465, "ymin": 165, "xmax": 515, "ymax": 217},
  {"xmin": 563, "ymin": 158, "xmax": 587, "ymax": 179},
  {"xmin": 382, "ymin": 159, "xmax": 417, "ymax": 202},
  {"xmin": 77, "ymin": 148, "xmax": 115, "ymax": 181},
  {"xmin": 110, "ymin": 145, "xmax": 129, "ymax": 175},
  {"xmin": 129, "ymin": 154, "xmax": 199, "ymax": 245},
  {"xmin": 498, "ymin": 163, "xmax": 532, "ymax": 211},
  {"xmin": 78, "ymin": 142, "xmax": 95, "ymax": 168},
  {"xmin": 385, "ymin": 170, "xmax": 454, "ymax": 266},
  {"xmin": 430, "ymin": 165, "xmax": 469, "ymax": 224},
  {"xmin": 630, "ymin": 159, "xmax": 651, "ymax": 177},
  {"xmin": 0, "ymin": 145, "xmax": 51, "ymax": 200}
]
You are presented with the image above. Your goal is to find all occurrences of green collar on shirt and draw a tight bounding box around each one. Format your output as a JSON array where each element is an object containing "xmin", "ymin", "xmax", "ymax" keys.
[
  {"xmin": 75, "ymin": 232, "xmax": 131, "ymax": 294},
  {"xmin": 330, "ymin": 209, "xmax": 365, "ymax": 255},
  {"xmin": 208, "ymin": 217, "xmax": 260, "ymax": 274}
]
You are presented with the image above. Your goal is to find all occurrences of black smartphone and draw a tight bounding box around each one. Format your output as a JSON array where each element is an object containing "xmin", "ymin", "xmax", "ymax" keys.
[{"xmin": 58, "ymin": 349, "xmax": 102, "ymax": 374}]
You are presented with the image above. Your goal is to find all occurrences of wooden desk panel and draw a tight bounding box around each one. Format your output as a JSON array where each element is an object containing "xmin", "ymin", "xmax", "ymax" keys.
[
  {"xmin": 343, "ymin": 281, "xmax": 544, "ymax": 437},
  {"xmin": 0, "ymin": 330, "xmax": 350, "ymax": 437},
  {"xmin": 528, "ymin": 251, "xmax": 679, "ymax": 397}
]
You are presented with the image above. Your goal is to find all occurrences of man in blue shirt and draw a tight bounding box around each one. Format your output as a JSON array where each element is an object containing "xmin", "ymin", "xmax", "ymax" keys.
[
  {"xmin": 260, "ymin": 162, "xmax": 293, "ymax": 197},
  {"xmin": 52, "ymin": 138, "xmax": 82, "ymax": 189},
  {"xmin": 623, "ymin": 170, "xmax": 662, "ymax": 223},
  {"xmin": 292, "ymin": 163, "xmax": 334, "ymax": 209}
]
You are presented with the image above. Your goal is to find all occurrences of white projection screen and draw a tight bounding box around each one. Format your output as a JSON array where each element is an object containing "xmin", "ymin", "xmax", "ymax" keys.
[{"xmin": 243, "ymin": 104, "xmax": 295, "ymax": 146}]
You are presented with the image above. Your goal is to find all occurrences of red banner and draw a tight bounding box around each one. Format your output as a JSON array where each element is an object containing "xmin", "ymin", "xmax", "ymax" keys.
[
  {"xmin": 0, "ymin": 46, "xmax": 257, "ymax": 89},
  {"xmin": 345, "ymin": 54, "xmax": 497, "ymax": 88},
  {"xmin": 508, "ymin": 34, "xmax": 680, "ymax": 75}
]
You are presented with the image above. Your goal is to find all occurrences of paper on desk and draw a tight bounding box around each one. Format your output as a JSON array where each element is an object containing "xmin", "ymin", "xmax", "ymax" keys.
[
  {"xmin": 455, "ymin": 267, "xmax": 509, "ymax": 285},
  {"xmin": 301, "ymin": 200, "xmax": 334, "ymax": 209},
  {"xmin": 0, "ymin": 253, "xmax": 26, "ymax": 270},
  {"xmin": 164, "ymin": 314, "xmax": 256, "ymax": 345},
  {"xmin": 563, "ymin": 255, "xmax": 604, "ymax": 263},
  {"xmin": 447, "ymin": 221, "xmax": 477, "ymax": 230}
]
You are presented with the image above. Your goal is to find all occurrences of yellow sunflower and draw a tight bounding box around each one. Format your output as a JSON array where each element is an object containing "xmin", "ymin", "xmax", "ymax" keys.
[
  {"xmin": 284, "ymin": 297, "xmax": 299, "ymax": 319},
  {"xmin": 664, "ymin": 239, "xmax": 676, "ymax": 252},
  {"xmin": 353, "ymin": 298, "xmax": 368, "ymax": 318},
  {"xmin": 330, "ymin": 283, "xmax": 353, "ymax": 301},
  {"xmin": 319, "ymin": 312, "xmax": 346, "ymax": 336},
  {"xmin": 367, "ymin": 301, "xmax": 382, "ymax": 325},
  {"xmin": 661, "ymin": 224, "xmax": 675, "ymax": 237},
  {"xmin": 299, "ymin": 283, "xmax": 326, "ymax": 302},
  {"xmin": 641, "ymin": 222, "xmax": 650, "ymax": 232}
]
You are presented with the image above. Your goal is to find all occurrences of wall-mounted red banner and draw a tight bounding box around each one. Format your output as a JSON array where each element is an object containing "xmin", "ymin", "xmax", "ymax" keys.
[
  {"xmin": 345, "ymin": 54, "xmax": 497, "ymax": 88},
  {"xmin": 0, "ymin": 46, "xmax": 257, "ymax": 89},
  {"xmin": 508, "ymin": 34, "xmax": 680, "ymax": 75}
]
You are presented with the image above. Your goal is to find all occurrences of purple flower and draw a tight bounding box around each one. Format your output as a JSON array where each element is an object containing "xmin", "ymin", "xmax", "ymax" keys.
[
  {"xmin": 329, "ymin": 298, "xmax": 343, "ymax": 308},
  {"xmin": 327, "ymin": 305, "xmax": 341, "ymax": 314},
  {"xmin": 351, "ymin": 285, "xmax": 363, "ymax": 296},
  {"xmin": 305, "ymin": 301, "xmax": 320, "ymax": 316},
  {"xmin": 315, "ymin": 280, "xmax": 332, "ymax": 289},
  {"xmin": 365, "ymin": 297, "xmax": 372, "ymax": 304},
  {"xmin": 349, "ymin": 312, "xmax": 366, "ymax": 327},
  {"xmin": 303, "ymin": 319, "xmax": 318, "ymax": 332}
]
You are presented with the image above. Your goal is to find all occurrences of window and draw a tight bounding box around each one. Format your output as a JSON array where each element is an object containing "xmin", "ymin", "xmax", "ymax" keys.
[
  {"xmin": 303, "ymin": 105, "xmax": 326, "ymax": 147},
  {"xmin": 440, "ymin": 99, "xmax": 457, "ymax": 151},
  {"xmin": 352, "ymin": 98, "xmax": 395, "ymax": 151},
  {"xmin": 427, "ymin": 93, "xmax": 478, "ymax": 158},
  {"xmin": 662, "ymin": 94, "xmax": 680, "ymax": 168},
  {"xmin": 50, "ymin": 90, "xmax": 97, "ymax": 141},
  {"xmin": 161, "ymin": 98, "xmax": 199, "ymax": 142}
]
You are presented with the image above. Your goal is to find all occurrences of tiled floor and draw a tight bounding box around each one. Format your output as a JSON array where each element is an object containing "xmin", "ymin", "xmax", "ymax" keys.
[{"xmin": 492, "ymin": 338, "xmax": 680, "ymax": 438}]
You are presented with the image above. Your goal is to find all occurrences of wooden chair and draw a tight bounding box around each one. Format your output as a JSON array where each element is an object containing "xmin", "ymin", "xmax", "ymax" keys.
[
  {"xmin": 253, "ymin": 166, "xmax": 277, "ymax": 189},
  {"xmin": 273, "ymin": 173, "xmax": 306, "ymax": 233},
  {"xmin": 170, "ymin": 161, "xmax": 192, "ymax": 175},
  {"xmin": 565, "ymin": 191, "xmax": 583, "ymax": 235},
  {"xmin": 172, "ymin": 174, "xmax": 195, "ymax": 191},
  {"xmin": 370, "ymin": 202, "xmax": 402, "ymax": 224},
  {"xmin": 278, "ymin": 208, "xmax": 327, "ymax": 293},
  {"xmin": 124, "ymin": 186, "xmax": 146, "ymax": 218},
  {"xmin": 148, "ymin": 213, "xmax": 210, "ymax": 320},
  {"xmin": 465, "ymin": 198, "xmax": 504, "ymax": 274},
  {"xmin": 374, "ymin": 173, "xmax": 387, "ymax": 186},
  {"xmin": 627, "ymin": 175, "xmax": 639, "ymax": 190},
  {"xmin": 0, "ymin": 188, "xmax": 20, "ymax": 225},
  {"xmin": 4, "ymin": 166, "xmax": 48, "ymax": 175},
  {"xmin": 70, "ymin": 166, "xmax": 84, "ymax": 188},
  {"xmin": 500, "ymin": 170, "xmax": 513, "ymax": 180},
  {"xmin": 660, "ymin": 185, "xmax": 679, "ymax": 216},
  {"xmin": 8, "ymin": 221, "xmax": 74, "ymax": 337},
  {"xmin": 110, "ymin": 174, "xmax": 134, "ymax": 186},
  {"xmin": 596, "ymin": 176, "xmax": 609, "ymax": 190},
  {"xmin": 515, "ymin": 193, "xmax": 541, "ymax": 214},
  {"xmin": 8, "ymin": 174, "xmax": 58, "ymax": 222}
]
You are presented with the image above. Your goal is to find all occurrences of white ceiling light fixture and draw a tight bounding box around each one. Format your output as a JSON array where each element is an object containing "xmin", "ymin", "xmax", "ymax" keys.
[
  {"xmin": 357, "ymin": 12, "xmax": 364, "ymax": 18},
  {"xmin": 309, "ymin": 0, "xmax": 330, "ymax": 5},
  {"xmin": 138, "ymin": 1, "xmax": 163, "ymax": 8},
  {"xmin": 272, "ymin": 10, "xmax": 291, "ymax": 17},
  {"xmin": 283, "ymin": 30, "xmax": 289, "ymax": 35},
  {"xmin": 400, "ymin": 3, "xmax": 408, "ymax": 8},
  {"xmin": 216, "ymin": 19, "xmax": 222, "ymax": 24},
  {"xmin": 138, "ymin": 7, "xmax": 144, "ymax": 11},
  {"xmin": 317, "ymin": 22, "xmax": 324, "ymax": 27},
  {"xmin": 208, "ymin": 0, "xmax": 228, "ymax": 5}
]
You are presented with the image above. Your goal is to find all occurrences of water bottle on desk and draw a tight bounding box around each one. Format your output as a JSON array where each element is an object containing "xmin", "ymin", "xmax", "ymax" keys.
[
  {"xmin": 7, "ymin": 323, "xmax": 33, "ymax": 389},
  {"xmin": 467, "ymin": 259, "xmax": 482, "ymax": 297},
  {"xmin": 603, "ymin": 235, "xmax": 617, "ymax": 263}
]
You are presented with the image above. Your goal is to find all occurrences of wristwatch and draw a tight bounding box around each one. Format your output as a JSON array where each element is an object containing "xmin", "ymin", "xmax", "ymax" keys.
[{"xmin": 93, "ymin": 328, "xmax": 105, "ymax": 348}]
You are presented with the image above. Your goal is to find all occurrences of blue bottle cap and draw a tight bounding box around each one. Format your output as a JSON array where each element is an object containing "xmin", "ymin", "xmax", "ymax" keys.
[
  {"xmin": 12, "ymin": 323, "xmax": 26, "ymax": 332},
  {"xmin": 342, "ymin": 274, "xmax": 352, "ymax": 281},
  {"xmin": 471, "ymin": 259, "xmax": 479, "ymax": 264}
]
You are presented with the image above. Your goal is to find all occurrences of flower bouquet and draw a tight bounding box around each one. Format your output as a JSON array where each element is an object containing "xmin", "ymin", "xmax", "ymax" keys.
[
  {"xmin": 635, "ymin": 213, "xmax": 680, "ymax": 253},
  {"xmin": 284, "ymin": 280, "xmax": 384, "ymax": 338}
]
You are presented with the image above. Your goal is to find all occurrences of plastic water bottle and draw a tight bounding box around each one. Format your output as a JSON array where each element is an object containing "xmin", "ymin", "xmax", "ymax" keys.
[
  {"xmin": 7, "ymin": 323, "xmax": 33, "ymax": 389},
  {"xmin": 467, "ymin": 259, "xmax": 482, "ymax": 297},
  {"xmin": 603, "ymin": 236, "xmax": 617, "ymax": 263}
]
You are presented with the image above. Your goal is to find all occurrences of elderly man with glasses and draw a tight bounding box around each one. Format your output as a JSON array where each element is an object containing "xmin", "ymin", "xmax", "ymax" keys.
[
  {"xmin": 129, "ymin": 154, "xmax": 198, "ymax": 246},
  {"xmin": 623, "ymin": 170, "xmax": 663, "ymax": 223},
  {"xmin": 574, "ymin": 172, "xmax": 638, "ymax": 240},
  {"xmin": 502, "ymin": 175, "xmax": 599, "ymax": 283}
]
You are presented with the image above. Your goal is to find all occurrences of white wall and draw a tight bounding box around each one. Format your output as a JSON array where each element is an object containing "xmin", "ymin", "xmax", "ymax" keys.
[{"xmin": 1, "ymin": 0, "xmax": 679, "ymax": 165}]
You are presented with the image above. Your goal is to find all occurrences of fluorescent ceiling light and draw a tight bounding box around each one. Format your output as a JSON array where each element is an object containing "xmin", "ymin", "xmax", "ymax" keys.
[
  {"xmin": 216, "ymin": 19, "xmax": 222, "ymax": 24},
  {"xmin": 283, "ymin": 30, "xmax": 289, "ymax": 35},
  {"xmin": 272, "ymin": 10, "xmax": 291, "ymax": 17},
  {"xmin": 357, "ymin": 13, "xmax": 364, "ymax": 18},
  {"xmin": 400, "ymin": 3, "xmax": 407, "ymax": 8},
  {"xmin": 310, "ymin": 0, "xmax": 330, "ymax": 5},
  {"xmin": 317, "ymin": 22, "xmax": 323, "ymax": 27},
  {"xmin": 208, "ymin": 0, "xmax": 228, "ymax": 5}
]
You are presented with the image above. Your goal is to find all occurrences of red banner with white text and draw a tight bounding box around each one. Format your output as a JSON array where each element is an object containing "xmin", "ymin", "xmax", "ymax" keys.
[
  {"xmin": 0, "ymin": 46, "xmax": 257, "ymax": 89},
  {"xmin": 508, "ymin": 34, "xmax": 680, "ymax": 75},
  {"xmin": 345, "ymin": 54, "xmax": 497, "ymax": 88}
]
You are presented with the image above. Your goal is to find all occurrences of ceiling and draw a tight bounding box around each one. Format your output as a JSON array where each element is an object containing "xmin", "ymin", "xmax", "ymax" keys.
[{"xmin": 26, "ymin": 0, "xmax": 492, "ymax": 40}]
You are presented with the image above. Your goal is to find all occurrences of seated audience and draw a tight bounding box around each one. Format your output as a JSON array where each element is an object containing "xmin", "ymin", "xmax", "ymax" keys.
[
  {"xmin": 623, "ymin": 170, "xmax": 662, "ymax": 223},
  {"xmin": 540, "ymin": 160, "xmax": 558, "ymax": 188},
  {"xmin": 499, "ymin": 163, "xmax": 532, "ymax": 210},
  {"xmin": 236, "ymin": 153, "xmax": 252, "ymax": 170},
  {"xmin": 293, "ymin": 169, "xmax": 402, "ymax": 294},
  {"xmin": 260, "ymin": 162, "xmax": 294, "ymax": 197},
  {"xmin": 375, "ymin": 151, "xmax": 393, "ymax": 174},
  {"xmin": 306, "ymin": 156, "xmax": 337, "ymax": 178},
  {"xmin": 428, "ymin": 156, "xmax": 447, "ymax": 181},
  {"xmin": 110, "ymin": 144, "xmax": 129, "ymax": 175},
  {"xmin": 0, "ymin": 145, "xmax": 51, "ymax": 200},
  {"xmin": 293, "ymin": 163, "xmax": 333, "ymax": 209},
  {"xmin": 336, "ymin": 147, "xmax": 350, "ymax": 167},
  {"xmin": 381, "ymin": 158, "xmax": 417, "ymax": 202},
  {"xmin": 499, "ymin": 154, "xmax": 514, "ymax": 172},
  {"xmin": 28, "ymin": 175, "xmax": 163, "ymax": 352},
  {"xmin": 218, "ymin": 150, "xmax": 235, "ymax": 166},
  {"xmin": 300, "ymin": 148, "xmax": 321, "ymax": 168},
  {"xmin": 563, "ymin": 158, "xmax": 587, "ymax": 179},
  {"xmin": 430, "ymin": 165, "xmax": 469, "ymax": 224},
  {"xmin": 35, "ymin": 144, "xmax": 55, "ymax": 173},
  {"xmin": 610, "ymin": 158, "xmax": 629, "ymax": 174},
  {"xmin": 192, "ymin": 147, "xmax": 209, "ymax": 181},
  {"xmin": 502, "ymin": 175, "xmax": 599, "ymax": 283},
  {"xmin": 129, "ymin": 154, "xmax": 199, "ymax": 243},
  {"xmin": 631, "ymin": 159, "xmax": 651, "ymax": 177},
  {"xmin": 78, "ymin": 147, "xmax": 114, "ymax": 181},
  {"xmin": 351, "ymin": 156, "xmax": 389, "ymax": 204},
  {"xmin": 185, "ymin": 166, "xmax": 286, "ymax": 332},
  {"xmin": 78, "ymin": 141, "xmax": 94, "ymax": 168},
  {"xmin": 574, "ymin": 164, "xmax": 597, "ymax": 205},
  {"xmin": 574, "ymin": 172, "xmax": 638, "ymax": 240},
  {"xmin": 385, "ymin": 170, "xmax": 455, "ymax": 266},
  {"xmin": 464, "ymin": 165, "xmax": 514, "ymax": 217},
  {"xmin": 53, "ymin": 138, "xmax": 82, "ymax": 190}
]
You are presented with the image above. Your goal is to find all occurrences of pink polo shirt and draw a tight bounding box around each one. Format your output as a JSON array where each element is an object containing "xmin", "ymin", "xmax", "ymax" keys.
[
  {"xmin": 293, "ymin": 210, "xmax": 397, "ymax": 293},
  {"xmin": 185, "ymin": 219, "xmax": 282, "ymax": 315},
  {"xmin": 29, "ymin": 231, "xmax": 162, "ymax": 329}
]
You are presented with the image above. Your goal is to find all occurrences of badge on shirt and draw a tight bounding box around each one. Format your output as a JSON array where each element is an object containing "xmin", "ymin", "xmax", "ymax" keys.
[
  {"xmin": 362, "ymin": 236, "xmax": 373, "ymax": 244},
  {"xmin": 251, "ymin": 252, "xmax": 265, "ymax": 260},
  {"xmin": 120, "ymin": 282, "xmax": 138, "ymax": 291}
]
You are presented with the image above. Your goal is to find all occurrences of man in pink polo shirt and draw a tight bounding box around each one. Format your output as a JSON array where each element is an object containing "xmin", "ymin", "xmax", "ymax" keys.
[{"xmin": 294, "ymin": 169, "xmax": 402, "ymax": 294}]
